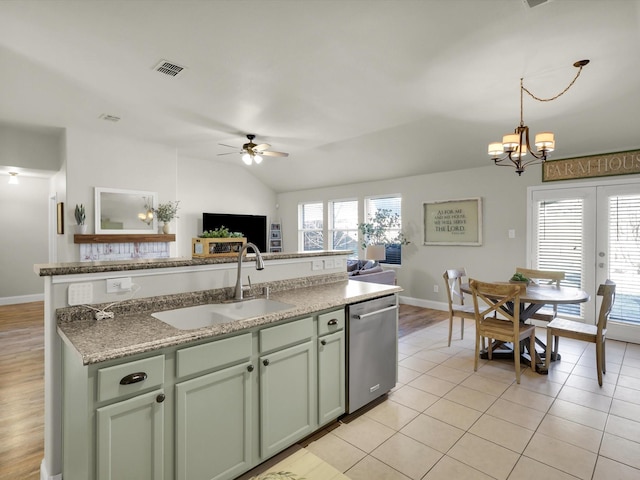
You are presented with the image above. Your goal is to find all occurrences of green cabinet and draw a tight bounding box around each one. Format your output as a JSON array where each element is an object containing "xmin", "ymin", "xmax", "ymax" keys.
[
  {"xmin": 62, "ymin": 306, "xmax": 347, "ymax": 480},
  {"xmin": 317, "ymin": 308, "xmax": 346, "ymax": 425},
  {"xmin": 96, "ymin": 389, "xmax": 165, "ymax": 480},
  {"xmin": 318, "ymin": 329, "xmax": 345, "ymax": 425},
  {"xmin": 260, "ymin": 340, "xmax": 315, "ymax": 457},
  {"xmin": 175, "ymin": 361, "xmax": 253, "ymax": 480}
]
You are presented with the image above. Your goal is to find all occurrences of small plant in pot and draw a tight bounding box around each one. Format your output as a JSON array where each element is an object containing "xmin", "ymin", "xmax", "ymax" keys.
[
  {"xmin": 74, "ymin": 204, "xmax": 87, "ymax": 234},
  {"xmin": 153, "ymin": 200, "xmax": 180, "ymax": 234}
]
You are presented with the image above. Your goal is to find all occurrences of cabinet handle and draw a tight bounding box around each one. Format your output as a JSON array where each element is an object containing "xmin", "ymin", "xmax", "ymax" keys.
[
  {"xmin": 119, "ymin": 372, "xmax": 148, "ymax": 385},
  {"xmin": 321, "ymin": 339, "xmax": 327, "ymax": 346},
  {"xmin": 263, "ymin": 359, "xmax": 270, "ymax": 366},
  {"xmin": 156, "ymin": 393, "xmax": 165, "ymax": 403},
  {"xmin": 327, "ymin": 319, "xmax": 338, "ymax": 326},
  {"xmin": 247, "ymin": 365, "xmax": 254, "ymax": 372}
]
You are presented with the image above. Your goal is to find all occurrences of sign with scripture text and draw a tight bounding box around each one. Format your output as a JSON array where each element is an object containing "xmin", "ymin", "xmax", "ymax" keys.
[
  {"xmin": 423, "ymin": 198, "xmax": 482, "ymax": 246},
  {"xmin": 542, "ymin": 149, "xmax": 640, "ymax": 182}
]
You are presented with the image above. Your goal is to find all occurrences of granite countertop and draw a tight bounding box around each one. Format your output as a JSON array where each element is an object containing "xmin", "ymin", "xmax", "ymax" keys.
[
  {"xmin": 35, "ymin": 250, "xmax": 348, "ymax": 277},
  {"xmin": 58, "ymin": 279, "xmax": 402, "ymax": 365}
]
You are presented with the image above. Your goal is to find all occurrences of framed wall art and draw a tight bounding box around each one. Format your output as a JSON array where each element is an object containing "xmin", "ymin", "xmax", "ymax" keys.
[{"xmin": 423, "ymin": 197, "xmax": 482, "ymax": 246}]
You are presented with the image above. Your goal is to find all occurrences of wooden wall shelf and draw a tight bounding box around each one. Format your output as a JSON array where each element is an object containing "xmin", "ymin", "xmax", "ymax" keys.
[{"xmin": 74, "ymin": 234, "xmax": 176, "ymax": 244}]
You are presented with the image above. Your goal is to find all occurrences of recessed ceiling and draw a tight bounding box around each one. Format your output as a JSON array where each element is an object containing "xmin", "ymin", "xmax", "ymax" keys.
[{"xmin": 0, "ymin": 0, "xmax": 638, "ymax": 192}]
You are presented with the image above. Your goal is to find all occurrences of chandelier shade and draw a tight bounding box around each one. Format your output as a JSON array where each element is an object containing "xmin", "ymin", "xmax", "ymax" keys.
[{"xmin": 489, "ymin": 60, "xmax": 589, "ymax": 175}]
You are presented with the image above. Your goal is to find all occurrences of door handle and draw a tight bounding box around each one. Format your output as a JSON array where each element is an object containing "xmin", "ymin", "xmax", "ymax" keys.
[{"xmin": 353, "ymin": 304, "xmax": 397, "ymax": 320}]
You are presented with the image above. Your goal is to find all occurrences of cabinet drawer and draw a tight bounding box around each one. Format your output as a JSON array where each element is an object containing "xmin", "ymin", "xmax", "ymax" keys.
[
  {"xmin": 260, "ymin": 317, "xmax": 313, "ymax": 353},
  {"xmin": 317, "ymin": 309, "xmax": 345, "ymax": 336},
  {"xmin": 176, "ymin": 333, "xmax": 252, "ymax": 378},
  {"xmin": 97, "ymin": 355, "xmax": 164, "ymax": 403}
]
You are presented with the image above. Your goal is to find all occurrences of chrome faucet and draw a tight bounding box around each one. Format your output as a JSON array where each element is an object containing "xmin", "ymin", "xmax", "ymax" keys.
[{"xmin": 234, "ymin": 242, "xmax": 265, "ymax": 300}]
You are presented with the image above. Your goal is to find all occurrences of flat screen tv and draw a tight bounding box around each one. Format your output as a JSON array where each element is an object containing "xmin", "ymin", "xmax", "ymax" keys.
[{"xmin": 202, "ymin": 213, "xmax": 268, "ymax": 253}]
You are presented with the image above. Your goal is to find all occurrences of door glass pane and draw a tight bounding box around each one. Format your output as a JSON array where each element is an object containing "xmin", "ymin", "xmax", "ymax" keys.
[
  {"xmin": 536, "ymin": 198, "xmax": 584, "ymax": 316},
  {"xmin": 608, "ymin": 194, "xmax": 640, "ymax": 324}
]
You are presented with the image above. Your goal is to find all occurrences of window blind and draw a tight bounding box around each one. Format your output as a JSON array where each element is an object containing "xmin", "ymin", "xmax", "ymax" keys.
[{"xmin": 298, "ymin": 202, "xmax": 323, "ymax": 251}]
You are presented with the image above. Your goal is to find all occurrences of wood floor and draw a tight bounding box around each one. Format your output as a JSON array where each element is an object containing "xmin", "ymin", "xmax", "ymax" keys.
[
  {"xmin": 0, "ymin": 301, "xmax": 443, "ymax": 480},
  {"xmin": 0, "ymin": 301, "xmax": 44, "ymax": 480}
]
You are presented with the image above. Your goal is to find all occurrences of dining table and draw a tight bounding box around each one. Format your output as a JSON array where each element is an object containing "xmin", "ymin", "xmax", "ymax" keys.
[{"xmin": 461, "ymin": 281, "xmax": 590, "ymax": 373}]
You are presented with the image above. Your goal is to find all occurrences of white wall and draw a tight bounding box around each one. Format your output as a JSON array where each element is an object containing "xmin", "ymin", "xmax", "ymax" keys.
[
  {"xmin": 277, "ymin": 164, "xmax": 543, "ymax": 304},
  {"xmin": 59, "ymin": 128, "xmax": 179, "ymax": 262},
  {"xmin": 175, "ymin": 156, "xmax": 278, "ymax": 257},
  {"xmin": 0, "ymin": 175, "xmax": 49, "ymax": 300},
  {"xmin": 0, "ymin": 123, "xmax": 62, "ymax": 171}
]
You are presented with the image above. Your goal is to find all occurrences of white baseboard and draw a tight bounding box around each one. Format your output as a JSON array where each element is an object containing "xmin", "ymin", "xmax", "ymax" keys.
[
  {"xmin": 0, "ymin": 293, "xmax": 44, "ymax": 306},
  {"xmin": 40, "ymin": 460, "xmax": 62, "ymax": 480},
  {"xmin": 399, "ymin": 295, "xmax": 448, "ymax": 312}
]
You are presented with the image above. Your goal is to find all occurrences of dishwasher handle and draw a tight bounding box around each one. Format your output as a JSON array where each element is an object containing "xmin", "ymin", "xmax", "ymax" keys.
[{"xmin": 353, "ymin": 304, "xmax": 397, "ymax": 320}]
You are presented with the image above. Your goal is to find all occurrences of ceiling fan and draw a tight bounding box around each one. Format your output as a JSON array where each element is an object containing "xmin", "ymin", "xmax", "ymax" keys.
[{"xmin": 218, "ymin": 134, "xmax": 289, "ymax": 165}]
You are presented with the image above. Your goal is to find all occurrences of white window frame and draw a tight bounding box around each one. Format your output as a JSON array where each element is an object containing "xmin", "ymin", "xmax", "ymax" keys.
[
  {"xmin": 328, "ymin": 198, "xmax": 359, "ymax": 257},
  {"xmin": 298, "ymin": 201, "xmax": 324, "ymax": 251},
  {"xmin": 364, "ymin": 194, "xmax": 403, "ymax": 265}
]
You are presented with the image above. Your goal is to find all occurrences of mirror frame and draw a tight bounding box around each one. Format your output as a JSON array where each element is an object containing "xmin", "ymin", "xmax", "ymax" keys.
[{"xmin": 95, "ymin": 187, "xmax": 159, "ymax": 234}]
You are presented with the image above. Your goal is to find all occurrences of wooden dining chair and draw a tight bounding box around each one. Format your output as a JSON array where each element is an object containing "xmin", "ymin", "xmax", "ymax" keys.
[
  {"xmin": 443, "ymin": 268, "xmax": 477, "ymax": 347},
  {"xmin": 469, "ymin": 279, "xmax": 536, "ymax": 384},
  {"xmin": 545, "ymin": 280, "xmax": 616, "ymax": 386},
  {"xmin": 515, "ymin": 267, "xmax": 565, "ymax": 322}
]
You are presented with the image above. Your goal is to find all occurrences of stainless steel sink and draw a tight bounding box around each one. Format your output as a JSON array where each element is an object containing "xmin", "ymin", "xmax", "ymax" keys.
[{"xmin": 152, "ymin": 298, "xmax": 295, "ymax": 330}]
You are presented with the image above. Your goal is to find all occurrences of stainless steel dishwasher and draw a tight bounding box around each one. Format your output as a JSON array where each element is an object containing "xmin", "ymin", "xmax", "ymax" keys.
[{"xmin": 347, "ymin": 294, "xmax": 398, "ymax": 413}]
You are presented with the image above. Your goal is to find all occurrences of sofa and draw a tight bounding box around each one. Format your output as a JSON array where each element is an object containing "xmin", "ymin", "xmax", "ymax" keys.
[{"xmin": 346, "ymin": 259, "xmax": 397, "ymax": 285}]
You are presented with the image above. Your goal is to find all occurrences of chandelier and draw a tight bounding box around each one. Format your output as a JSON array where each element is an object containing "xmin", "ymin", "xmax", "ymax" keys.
[{"xmin": 488, "ymin": 59, "xmax": 589, "ymax": 175}]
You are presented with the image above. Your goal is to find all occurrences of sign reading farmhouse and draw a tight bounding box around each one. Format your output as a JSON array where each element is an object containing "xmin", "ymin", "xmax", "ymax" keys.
[
  {"xmin": 543, "ymin": 149, "xmax": 640, "ymax": 182},
  {"xmin": 423, "ymin": 198, "xmax": 482, "ymax": 246}
]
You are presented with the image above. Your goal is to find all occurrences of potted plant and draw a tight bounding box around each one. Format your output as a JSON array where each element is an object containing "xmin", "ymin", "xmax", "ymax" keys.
[
  {"xmin": 358, "ymin": 209, "xmax": 409, "ymax": 262},
  {"xmin": 74, "ymin": 204, "xmax": 87, "ymax": 234},
  {"xmin": 153, "ymin": 200, "xmax": 180, "ymax": 234},
  {"xmin": 192, "ymin": 225, "xmax": 247, "ymax": 258}
]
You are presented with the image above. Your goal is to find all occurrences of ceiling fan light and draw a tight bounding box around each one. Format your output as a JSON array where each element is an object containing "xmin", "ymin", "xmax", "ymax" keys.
[
  {"xmin": 535, "ymin": 132, "xmax": 555, "ymax": 152},
  {"xmin": 488, "ymin": 142, "xmax": 504, "ymax": 156},
  {"xmin": 242, "ymin": 153, "xmax": 252, "ymax": 165},
  {"xmin": 254, "ymin": 154, "xmax": 263, "ymax": 164}
]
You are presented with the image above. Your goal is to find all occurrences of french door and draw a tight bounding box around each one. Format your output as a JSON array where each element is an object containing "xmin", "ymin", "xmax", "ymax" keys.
[{"xmin": 529, "ymin": 179, "xmax": 640, "ymax": 343}]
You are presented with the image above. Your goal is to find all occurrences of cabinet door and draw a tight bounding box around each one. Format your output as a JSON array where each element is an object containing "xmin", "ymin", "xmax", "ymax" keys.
[
  {"xmin": 96, "ymin": 389, "xmax": 164, "ymax": 480},
  {"xmin": 318, "ymin": 330, "xmax": 345, "ymax": 425},
  {"xmin": 175, "ymin": 362, "xmax": 253, "ymax": 480},
  {"xmin": 260, "ymin": 340, "xmax": 315, "ymax": 458}
]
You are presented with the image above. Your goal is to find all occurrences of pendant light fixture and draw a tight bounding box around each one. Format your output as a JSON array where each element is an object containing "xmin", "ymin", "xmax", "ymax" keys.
[{"xmin": 488, "ymin": 60, "xmax": 589, "ymax": 175}]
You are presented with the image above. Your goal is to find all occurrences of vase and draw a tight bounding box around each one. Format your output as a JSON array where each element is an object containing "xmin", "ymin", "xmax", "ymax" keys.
[
  {"xmin": 162, "ymin": 222, "xmax": 172, "ymax": 234},
  {"xmin": 75, "ymin": 224, "xmax": 88, "ymax": 234}
]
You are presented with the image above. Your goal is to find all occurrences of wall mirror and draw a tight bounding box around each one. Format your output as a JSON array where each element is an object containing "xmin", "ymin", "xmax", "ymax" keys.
[{"xmin": 95, "ymin": 187, "xmax": 158, "ymax": 234}]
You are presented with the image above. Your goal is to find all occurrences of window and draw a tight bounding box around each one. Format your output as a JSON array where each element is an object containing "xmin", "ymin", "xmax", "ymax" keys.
[
  {"xmin": 364, "ymin": 195, "xmax": 403, "ymax": 265},
  {"xmin": 329, "ymin": 199, "xmax": 358, "ymax": 257},
  {"xmin": 535, "ymin": 198, "xmax": 584, "ymax": 316},
  {"xmin": 298, "ymin": 202, "xmax": 323, "ymax": 251}
]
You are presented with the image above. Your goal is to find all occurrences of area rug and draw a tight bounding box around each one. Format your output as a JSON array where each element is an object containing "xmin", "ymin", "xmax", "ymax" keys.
[{"xmin": 249, "ymin": 448, "xmax": 350, "ymax": 480}]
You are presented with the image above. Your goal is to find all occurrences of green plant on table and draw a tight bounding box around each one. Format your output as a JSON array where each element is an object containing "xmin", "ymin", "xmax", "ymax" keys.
[
  {"xmin": 510, "ymin": 272, "xmax": 530, "ymax": 283},
  {"xmin": 199, "ymin": 226, "xmax": 244, "ymax": 238},
  {"xmin": 153, "ymin": 201, "xmax": 180, "ymax": 223},
  {"xmin": 74, "ymin": 204, "xmax": 86, "ymax": 225}
]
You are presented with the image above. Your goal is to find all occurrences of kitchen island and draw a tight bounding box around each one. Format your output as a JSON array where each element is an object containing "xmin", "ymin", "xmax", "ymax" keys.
[{"xmin": 36, "ymin": 251, "xmax": 401, "ymax": 480}]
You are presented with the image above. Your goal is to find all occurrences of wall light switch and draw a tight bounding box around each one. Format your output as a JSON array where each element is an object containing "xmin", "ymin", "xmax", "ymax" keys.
[
  {"xmin": 508, "ymin": 229, "xmax": 516, "ymax": 239},
  {"xmin": 324, "ymin": 258, "xmax": 335, "ymax": 269},
  {"xmin": 312, "ymin": 259, "xmax": 323, "ymax": 271}
]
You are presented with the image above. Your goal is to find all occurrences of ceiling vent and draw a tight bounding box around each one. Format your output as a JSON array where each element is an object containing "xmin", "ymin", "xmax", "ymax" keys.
[
  {"xmin": 522, "ymin": 0, "xmax": 552, "ymax": 7},
  {"xmin": 154, "ymin": 60, "xmax": 186, "ymax": 77},
  {"xmin": 99, "ymin": 114, "xmax": 121, "ymax": 122}
]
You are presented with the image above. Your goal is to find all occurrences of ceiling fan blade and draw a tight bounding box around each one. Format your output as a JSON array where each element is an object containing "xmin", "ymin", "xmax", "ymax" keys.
[
  {"xmin": 261, "ymin": 151, "xmax": 289, "ymax": 157},
  {"xmin": 218, "ymin": 143, "xmax": 240, "ymax": 149},
  {"xmin": 254, "ymin": 143, "xmax": 271, "ymax": 151},
  {"xmin": 217, "ymin": 152, "xmax": 240, "ymax": 156}
]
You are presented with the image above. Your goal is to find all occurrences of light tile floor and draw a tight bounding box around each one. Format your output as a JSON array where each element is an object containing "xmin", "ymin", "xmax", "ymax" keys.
[{"xmin": 305, "ymin": 316, "xmax": 640, "ymax": 479}]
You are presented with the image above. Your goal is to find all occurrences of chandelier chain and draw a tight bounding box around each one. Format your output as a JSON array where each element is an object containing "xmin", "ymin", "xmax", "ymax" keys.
[{"xmin": 521, "ymin": 64, "xmax": 586, "ymax": 103}]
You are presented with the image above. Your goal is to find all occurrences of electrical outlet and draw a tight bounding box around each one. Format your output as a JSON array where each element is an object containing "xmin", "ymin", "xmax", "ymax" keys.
[
  {"xmin": 106, "ymin": 277, "xmax": 132, "ymax": 293},
  {"xmin": 324, "ymin": 258, "xmax": 335, "ymax": 269},
  {"xmin": 433, "ymin": 285, "xmax": 439, "ymax": 293},
  {"xmin": 312, "ymin": 259, "xmax": 323, "ymax": 271}
]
